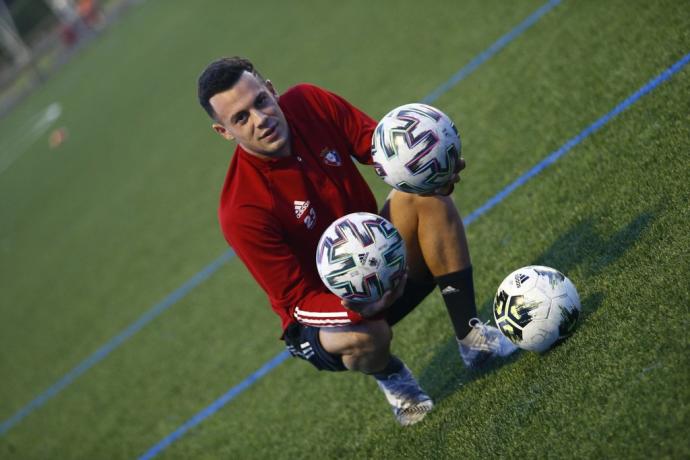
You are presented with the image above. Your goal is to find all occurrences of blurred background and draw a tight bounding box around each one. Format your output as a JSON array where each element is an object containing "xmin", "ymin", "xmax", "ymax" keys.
[{"xmin": 0, "ymin": 0, "xmax": 133, "ymax": 116}]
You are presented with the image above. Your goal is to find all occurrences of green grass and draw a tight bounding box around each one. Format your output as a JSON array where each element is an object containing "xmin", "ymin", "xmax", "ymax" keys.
[{"xmin": 0, "ymin": 0, "xmax": 688, "ymax": 458}]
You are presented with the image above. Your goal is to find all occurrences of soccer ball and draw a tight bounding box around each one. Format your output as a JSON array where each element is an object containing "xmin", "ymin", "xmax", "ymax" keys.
[
  {"xmin": 493, "ymin": 265, "xmax": 581, "ymax": 353},
  {"xmin": 316, "ymin": 212, "xmax": 406, "ymax": 303},
  {"xmin": 371, "ymin": 103, "xmax": 461, "ymax": 194}
]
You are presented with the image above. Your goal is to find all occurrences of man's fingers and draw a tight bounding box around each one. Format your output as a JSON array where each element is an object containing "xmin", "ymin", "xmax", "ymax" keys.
[{"xmin": 340, "ymin": 271, "xmax": 408, "ymax": 316}]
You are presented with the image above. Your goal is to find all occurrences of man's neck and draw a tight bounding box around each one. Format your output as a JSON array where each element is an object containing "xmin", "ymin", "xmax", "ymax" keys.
[{"xmin": 245, "ymin": 148, "xmax": 291, "ymax": 161}]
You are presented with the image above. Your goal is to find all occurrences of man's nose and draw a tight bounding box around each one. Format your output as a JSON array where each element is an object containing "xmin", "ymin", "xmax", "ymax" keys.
[{"xmin": 253, "ymin": 109, "xmax": 269, "ymax": 127}]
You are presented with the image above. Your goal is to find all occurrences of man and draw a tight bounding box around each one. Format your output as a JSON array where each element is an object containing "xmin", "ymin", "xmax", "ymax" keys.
[{"xmin": 197, "ymin": 57, "xmax": 517, "ymax": 426}]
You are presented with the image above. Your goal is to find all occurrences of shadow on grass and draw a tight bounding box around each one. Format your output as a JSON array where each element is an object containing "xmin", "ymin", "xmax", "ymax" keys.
[
  {"xmin": 531, "ymin": 211, "xmax": 654, "ymax": 282},
  {"xmin": 418, "ymin": 291, "xmax": 605, "ymax": 402},
  {"xmin": 417, "ymin": 210, "xmax": 654, "ymax": 403}
]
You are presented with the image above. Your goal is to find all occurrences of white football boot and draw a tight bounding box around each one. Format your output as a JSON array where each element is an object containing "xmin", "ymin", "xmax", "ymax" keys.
[
  {"xmin": 376, "ymin": 364, "xmax": 434, "ymax": 426},
  {"xmin": 458, "ymin": 318, "xmax": 519, "ymax": 368}
]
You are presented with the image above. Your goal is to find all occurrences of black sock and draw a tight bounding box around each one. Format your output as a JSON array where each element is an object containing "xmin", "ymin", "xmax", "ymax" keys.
[
  {"xmin": 435, "ymin": 266, "xmax": 477, "ymax": 339},
  {"xmin": 372, "ymin": 355, "xmax": 404, "ymax": 380},
  {"xmin": 385, "ymin": 277, "xmax": 435, "ymax": 327}
]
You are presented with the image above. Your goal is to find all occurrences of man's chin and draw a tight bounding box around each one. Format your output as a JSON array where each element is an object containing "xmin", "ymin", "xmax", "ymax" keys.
[
  {"xmin": 245, "ymin": 139, "xmax": 289, "ymax": 159},
  {"xmin": 267, "ymin": 136, "xmax": 289, "ymax": 154}
]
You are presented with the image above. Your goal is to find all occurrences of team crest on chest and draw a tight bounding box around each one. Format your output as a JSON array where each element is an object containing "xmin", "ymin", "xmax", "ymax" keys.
[{"xmin": 320, "ymin": 148, "xmax": 342, "ymax": 167}]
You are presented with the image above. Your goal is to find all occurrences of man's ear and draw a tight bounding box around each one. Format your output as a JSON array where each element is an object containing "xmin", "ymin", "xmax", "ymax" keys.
[
  {"xmin": 265, "ymin": 79, "xmax": 278, "ymax": 97},
  {"xmin": 212, "ymin": 123, "xmax": 234, "ymax": 141}
]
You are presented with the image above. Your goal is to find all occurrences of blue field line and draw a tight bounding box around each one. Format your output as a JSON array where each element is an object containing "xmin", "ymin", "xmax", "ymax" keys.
[
  {"xmin": 139, "ymin": 52, "xmax": 690, "ymax": 459},
  {"xmin": 422, "ymin": 0, "xmax": 561, "ymax": 104},
  {"xmin": 464, "ymin": 51, "xmax": 690, "ymax": 225},
  {"xmin": 0, "ymin": 250, "xmax": 235, "ymax": 436},
  {"xmin": 138, "ymin": 350, "xmax": 291, "ymax": 460},
  {"xmin": 0, "ymin": 1, "xmax": 560, "ymax": 438}
]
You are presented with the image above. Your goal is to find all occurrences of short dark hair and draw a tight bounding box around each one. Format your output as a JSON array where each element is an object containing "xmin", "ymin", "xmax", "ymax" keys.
[{"xmin": 197, "ymin": 56, "xmax": 264, "ymax": 121}]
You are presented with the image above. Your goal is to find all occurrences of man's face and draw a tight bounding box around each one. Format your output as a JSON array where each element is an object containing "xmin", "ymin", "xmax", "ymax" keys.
[{"xmin": 210, "ymin": 71, "xmax": 290, "ymax": 158}]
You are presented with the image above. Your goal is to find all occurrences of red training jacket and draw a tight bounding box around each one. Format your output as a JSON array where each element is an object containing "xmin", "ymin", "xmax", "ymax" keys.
[{"xmin": 219, "ymin": 83, "xmax": 379, "ymax": 333}]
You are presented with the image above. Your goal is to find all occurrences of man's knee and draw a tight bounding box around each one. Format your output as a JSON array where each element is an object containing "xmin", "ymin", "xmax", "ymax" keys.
[
  {"xmin": 319, "ymin": 320, "xmax": 392, "ymax": 371},
  {"xmin": 388, "ymin": 189, "xmax": 455, "ymax": 215},
  {"xmin": 386, "ymin": 189, "xmax": 469, "ymax": 277},
  {"xmin": 331, "ymin": 320, "xmax": 391, "ymax": 355}
]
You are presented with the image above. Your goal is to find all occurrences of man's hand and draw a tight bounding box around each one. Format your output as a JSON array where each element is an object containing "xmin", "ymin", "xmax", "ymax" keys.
[
  {"xmin": 421, "ymin": 157, "xmax": 466, "ymax": 197},
  {"xmin": 341, "ymin": 272, "xmax": 408, "ymax": 318}
]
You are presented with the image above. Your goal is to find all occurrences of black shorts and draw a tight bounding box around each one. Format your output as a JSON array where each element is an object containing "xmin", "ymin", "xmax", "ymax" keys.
[{"xmin": 283, "ymin": 278, "xmax": 435, "ymax": 372}]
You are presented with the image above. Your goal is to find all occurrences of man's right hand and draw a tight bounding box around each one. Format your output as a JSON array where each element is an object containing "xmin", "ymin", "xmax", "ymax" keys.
[{"xmin": 341, "ymin": 272, "xmax": 408, "ymax": 318}]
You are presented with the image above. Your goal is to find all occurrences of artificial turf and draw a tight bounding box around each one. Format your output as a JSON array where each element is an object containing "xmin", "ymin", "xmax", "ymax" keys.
[{"xmin": 0, "ymin": 0, "xmax": 688, "ymax": 458}]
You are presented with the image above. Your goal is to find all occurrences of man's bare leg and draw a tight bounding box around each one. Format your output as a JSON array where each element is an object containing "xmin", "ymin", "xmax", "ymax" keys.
[
  {"xmin": 382, "ymin": 191, "xmax": 477, "ymax": 339},
  {"xmin": 382, "ymin": 191, "xmax": 469, "ymax": 281},
  {"xmin": 318, "ymin": 316, "xmax": 432, "ymax": 426},
  {"xmin": 318, "ymin": 319, "xmax": 392, "ymax": 373},
  {"xmin": 382, "ymin": 190, "xmax": 518, "ymax": 366}
]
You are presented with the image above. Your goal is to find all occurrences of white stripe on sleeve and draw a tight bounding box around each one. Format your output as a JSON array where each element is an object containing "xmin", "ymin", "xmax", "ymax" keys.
[{"xmin": 294, "ymin": 307, "xmax": 349, "ymax": 318}]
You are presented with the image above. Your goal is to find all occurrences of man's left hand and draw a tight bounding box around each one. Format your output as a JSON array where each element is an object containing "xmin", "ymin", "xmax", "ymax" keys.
[{"xmin": 422, "ymin": 156, "xmax": 466, "ymax": 197}]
